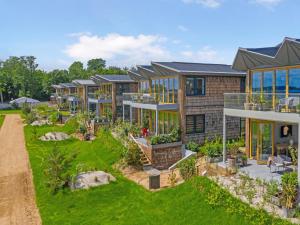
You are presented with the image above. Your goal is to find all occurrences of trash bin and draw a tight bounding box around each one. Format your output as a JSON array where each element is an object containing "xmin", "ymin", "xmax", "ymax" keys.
[{"xmin": 147, "ymin": 169, "xmax": 160, "ymax": 189}]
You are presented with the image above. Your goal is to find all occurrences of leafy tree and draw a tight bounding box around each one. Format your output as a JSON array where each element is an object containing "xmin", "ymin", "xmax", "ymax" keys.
[
  {"xmin": 87, "ymin": 58, "xmax": 106, "ymax": 73},
  {"xmin": 68, "ymin": 61, "xmax": 86, "ymax": 79}
]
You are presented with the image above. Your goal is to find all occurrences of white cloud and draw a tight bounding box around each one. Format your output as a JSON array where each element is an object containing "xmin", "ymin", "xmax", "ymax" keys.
[
  {"xmin": 182, "ymin": 0, "xmax": 221, "ymax": 8},
  {"xmin": 64, "ymin": 33, "xmax": 171, "ymax": 67},
  {"xmin": 251, "ymin": 0, "xmax": 283, "ymax": 8},
  {"xmin": 177, "ymin": 25, "xmax": 188, "ymax": 32},
  {"xmin": 180, "ymin": 46, "xmax": 225, "ymax": 63}
]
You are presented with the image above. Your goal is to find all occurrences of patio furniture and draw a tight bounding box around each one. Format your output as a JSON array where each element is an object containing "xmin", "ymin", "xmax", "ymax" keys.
[
  {"xmin": 276, "ymin": 97, "xmax": 300, "ymax": 112},
  {"xmin": 278, "ymin": 155, "xmax": 292, "ymax": 167},
  {"xmin": 268, "ymin": 156, "xmax": 285, "ymax": 173}
]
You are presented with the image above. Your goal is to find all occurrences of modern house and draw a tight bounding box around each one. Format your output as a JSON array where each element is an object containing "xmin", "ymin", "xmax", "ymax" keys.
[
  {"xmin": 51, "ymin": 83, "xmax": 78, "ymax": 111},
  {"xmin": 125, "ymin": 62, "xmax": 246, "ymax": 143},
  {"xmin": 223, "ymin": 37, "xmax": 300, "ymax": 181},
  {"xmin": 72, "ymin": 79, "xmax": 99, "ymax": 112},
  {"xmin": 88, "ymin": 75, "xmax": 138, "ymax": 121},
  {"xmin": 124, "ymin": 62, "xmax": 246, "ymax": 169}
]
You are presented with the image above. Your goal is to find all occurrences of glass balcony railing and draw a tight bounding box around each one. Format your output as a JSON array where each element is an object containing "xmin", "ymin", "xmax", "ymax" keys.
[
  {"xmin": 88, "ymin": 93, "xmax": 112, "ymax": 100},
  {"xmin": 123, "ymin": 93, "xmax": 163, "ymax": 104},
  {"xmin": 224, "ymin": 93, "xmax": 300, "ymax": 113}
]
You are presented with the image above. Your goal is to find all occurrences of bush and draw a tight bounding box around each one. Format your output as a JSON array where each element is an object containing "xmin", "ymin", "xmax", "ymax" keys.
[
  {"xmin": 43, "ymin": 145, "xmax": 77, "ymax": 193},
  {"xmin": 178, "ymin": 157, "xmax": 196, "ymax": 180},
  {"xmin": 200, "ymin": 138, "xmax": 222, "ymax": 158},
  {"xmin": 186, "ymin": 141, "xmax": 199, "ymax": 152},
  {"xmin": 281, "ymin": 172, "xmax": 298, "ymax": 209},
  {"xmin": 21, "ymin": 103, "xmax": 31, "ymax": 115},
  {"xmin": 150, "ymin": 127, "xmax": 181, "ymax": 145},
  {"xmin": 25, "ymin": 111, "xmax": 37, "ymax": 124},
  {"xmin": 123, "ymin": 141, "xmax": 141, "ymax": 167}
]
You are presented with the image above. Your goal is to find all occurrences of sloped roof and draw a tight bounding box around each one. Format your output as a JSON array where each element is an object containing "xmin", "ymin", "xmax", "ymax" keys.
[
  {"xmin": 128, "ymin": 69, "xmax": 147, "ymax": 81},
  {"xmin": 72, "ymin": 79, "xmax": 96, "ymax": 86},
  {"xmin": 60, "ymin": 83, "xmax": 77, "ymax": 88},
  {"xmin": 232, "ymin": 37, "xmax": 300, "ymax": 71},
  {"xmin": 152, "ymin": 62, "xmax": 245, "ymax": 76},
  {"xmin": 51, "ymin": 84, "xmax": 62, "ymax": 89},
  {"xmin": 92, "ymin": 74, "xmax": 135, "ymax": 83}
]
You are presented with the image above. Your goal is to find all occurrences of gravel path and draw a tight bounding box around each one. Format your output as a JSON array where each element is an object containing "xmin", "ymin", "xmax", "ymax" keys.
[{"xmin": 0, "ymin": 114, "xmax": 41, "ymax": 225}]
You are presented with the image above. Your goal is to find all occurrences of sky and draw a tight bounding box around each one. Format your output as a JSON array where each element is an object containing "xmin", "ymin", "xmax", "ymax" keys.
[{"xmin": 1, "ymin": 0, "xmax": 300, "ymax": 71}]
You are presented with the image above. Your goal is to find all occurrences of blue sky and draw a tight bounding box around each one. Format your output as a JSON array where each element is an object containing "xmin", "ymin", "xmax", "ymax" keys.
[{"xmin": 1, "ymin": 0, "xmax": 299, "ymax": 70}]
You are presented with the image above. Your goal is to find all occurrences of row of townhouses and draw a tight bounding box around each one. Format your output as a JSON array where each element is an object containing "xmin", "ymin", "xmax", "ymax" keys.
[{"xmin": 51, "ymin": 37, "xmax": 300, "ymax": 181}]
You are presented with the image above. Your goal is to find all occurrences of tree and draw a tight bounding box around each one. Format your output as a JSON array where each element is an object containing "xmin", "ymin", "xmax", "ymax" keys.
[
  {"xmin": 68, "ymin": 61, "xmax": 86, "ymax": 80},
  {"xmin": 87, "ymin": 58, "xmax": 106, "ymax": 73}
]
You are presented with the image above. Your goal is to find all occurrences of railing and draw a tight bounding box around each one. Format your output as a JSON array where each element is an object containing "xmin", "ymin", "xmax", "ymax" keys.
[
  {"xmin": 88, "ymin": 93, "xmax": 112, "ymax": 100},
  {"xmin": 224, "ymin": 93, "xmax": 300, "ymax": 113},
  {"xmin": 123, "ymin": 93, "xmax": 169, "ymax": 104}
]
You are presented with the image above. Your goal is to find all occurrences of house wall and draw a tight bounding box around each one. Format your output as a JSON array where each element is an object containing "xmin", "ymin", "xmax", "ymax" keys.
[{"xmin": 180, "ymin": 75, "xmax": 243, "ymax": 144}]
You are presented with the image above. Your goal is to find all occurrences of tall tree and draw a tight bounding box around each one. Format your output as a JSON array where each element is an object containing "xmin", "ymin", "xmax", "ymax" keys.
[
  {"xmin": 87, "ymin": 58, "xmax": 106, "ymax": 74},
  {"xmin": 68, "ymin": 61, "xmax": 86, "ymax": 80}
]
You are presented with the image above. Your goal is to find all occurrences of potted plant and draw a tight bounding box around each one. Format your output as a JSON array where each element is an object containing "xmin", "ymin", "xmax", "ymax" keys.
[
  {"xmin": 281, "ymin": 172, "xmax": 298, "ymax": 218},
  {"xmin": 244, "ymin": 95, "xmax": 253, "ymax": 110},
  {"xmin": 241, "ymin": 155, "xmax": 247, "ymax": 166},
  {"xmin": 265, "ymin": 180, "xmax": 281, "ymax": 206},
  {"xmin": 257, "ymin": 95, "xmax": 266, "ymax": 111}
]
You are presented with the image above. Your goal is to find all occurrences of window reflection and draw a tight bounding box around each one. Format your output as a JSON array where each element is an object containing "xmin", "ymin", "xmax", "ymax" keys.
[
  {"xmin": 252, "ymin": 72, "xmax": 261, "ymax": 93},
  {"xmin": 289, "ymin": 69, "xmax": 300, "ymax": 93},
  {"xmin": 275, "ymin": 70, "xmax": 286, "ymax": 93}
]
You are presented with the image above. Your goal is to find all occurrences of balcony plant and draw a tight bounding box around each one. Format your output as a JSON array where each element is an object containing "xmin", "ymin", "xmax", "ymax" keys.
[
  {"xmin": 297, "ymin": 104, "xmax": 300, "ymax": 113},
  {"xmin": 244, "ymin": 95, "xmax": 253, "ymax": 110},
  {"xmin": 281, "ymin": 172, "xmax": 298, "ymax": 218},
  {"xmin": 257, "ymin": 95, "xmax": 267, "ymax": 111}
]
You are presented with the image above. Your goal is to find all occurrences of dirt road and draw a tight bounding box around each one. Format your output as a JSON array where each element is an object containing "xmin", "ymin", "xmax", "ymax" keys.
[{"xmin": 0, "ymin": 115, "xmax": 41, "ymax": 225}]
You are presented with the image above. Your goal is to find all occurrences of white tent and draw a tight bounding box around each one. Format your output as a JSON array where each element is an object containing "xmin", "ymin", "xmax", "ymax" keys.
[{"xmin": 10, "ymin": 97, "xmax": 40, "ymax": 107}]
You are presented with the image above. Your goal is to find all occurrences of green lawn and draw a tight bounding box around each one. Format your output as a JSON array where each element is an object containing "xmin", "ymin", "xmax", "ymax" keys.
[
  {"xmin": 0, "ymin": 115, "xmax": 4, "ymax": 128},
  {"xmin": 25, "ymin": 125, "xmax": 291, "ymax": 225},
  {"xmin": 0, "ymin": 109, "xmax": 21, "ymax": 114}
]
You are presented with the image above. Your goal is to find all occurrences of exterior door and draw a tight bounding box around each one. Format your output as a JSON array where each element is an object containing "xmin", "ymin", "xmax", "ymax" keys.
[{"xmin": 251, "ymin": 120, "xmax": 274, "ymax": 164}]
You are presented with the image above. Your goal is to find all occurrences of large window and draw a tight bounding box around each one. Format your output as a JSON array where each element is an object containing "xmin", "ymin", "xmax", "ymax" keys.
[
  {"xmin": 263, "ymin": 71, "xmax": 274, "ymax": 93},
  {"xmin": 275, "ymin": 70, "xmax": 286, "ymax": 93},
  {"xmin": 151, "ymin": 77, "xmax": 178, "ymax": 103},
  {"xmin": 252, "ymin": 72, "xmax": 262, "ymax": 93},
  {"xmin": 186, "ymin": 77, "xmax": 205, "ymax": 96},
  {"xmin": 139, "ymin": 81, "xmax": 149, "ymax": 93},
  {"xmin": 289, "ymin": 68, "xmax": 300, "ymax": 93},
  {"xmin": 186, "ymin": 114, "xmax": 205, "ymax": 134}
]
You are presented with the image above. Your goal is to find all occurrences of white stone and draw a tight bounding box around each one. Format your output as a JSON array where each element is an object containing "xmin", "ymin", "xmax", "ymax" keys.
[
  {"xmin": 31, "ymin": 120, "xmax": 52, "ymax": 126},
  {"xmin": 40, "ymin": 132, "xmax": 69, "ymax": 141},
  {"xmin": 72, "ymin": 171, "xmax": 116, "ymax": 190}
]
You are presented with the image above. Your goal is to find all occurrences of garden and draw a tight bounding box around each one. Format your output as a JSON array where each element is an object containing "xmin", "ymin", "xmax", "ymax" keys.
[{"xmin": 18, "ymin": 109, "xmax": 292, "ymax": 225}]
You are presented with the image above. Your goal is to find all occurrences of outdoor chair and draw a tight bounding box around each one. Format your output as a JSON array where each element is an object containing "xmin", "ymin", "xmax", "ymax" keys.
[
  {"xmin": 278, "ymin": 155, "xmax": 292, "ymax": 167},
  {"xmin": 268, "ymin": 156, "xmax": 285, "ymax": 173},
  {"xmin": 276, "ymin": 97, "xmax": 300, "ymax": 112}
]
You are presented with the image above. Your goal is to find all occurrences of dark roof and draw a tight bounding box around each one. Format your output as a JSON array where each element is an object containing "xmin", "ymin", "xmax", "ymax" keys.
[
  {"xmin": 246, "ymin": 47, "xmax": 280, "ymax": 57},
  {"xmin": 138, "ymin": 65, "xmax": 155, "ymax": 73},
  {"xmin": 153, "ymin": 62, "xmax": 245, "ymax": 75},
  {"xmin": 72, "ymin": 79, "xmax": 96, "ymax": 86},
  {"xmin": 60, "ymin": 83, "xmax": 77, "ymax": 88},
  {"xmin": 232, "ymin": 37, "xmax": 300, "ymax": 71},
  {"xmin": 93, "ymin": 74, "xmax": 135, "ymax": 83}
]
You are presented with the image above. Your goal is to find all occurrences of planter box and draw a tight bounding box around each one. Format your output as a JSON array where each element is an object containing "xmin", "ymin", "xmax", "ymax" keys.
[{"xmin": 138, "ymin": 141, "xmax": 183, "ymax": 170}]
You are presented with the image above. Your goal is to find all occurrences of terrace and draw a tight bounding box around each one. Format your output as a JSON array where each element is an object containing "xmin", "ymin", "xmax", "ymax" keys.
[{"xmin": 87, "ymin": 92, "xmax": 112, "ymax": 104}]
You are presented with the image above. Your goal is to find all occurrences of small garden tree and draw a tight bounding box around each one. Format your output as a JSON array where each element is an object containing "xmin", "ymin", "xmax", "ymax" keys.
[
  {"xmin": 43, "ymin": 145, "xmax": 77, "ymax": 193},
  {"xmin": 178, "ymin": 157, "xmax": 196, "ymax": 180}
]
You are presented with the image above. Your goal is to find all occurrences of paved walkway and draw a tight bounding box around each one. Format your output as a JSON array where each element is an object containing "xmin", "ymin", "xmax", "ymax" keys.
[{"xmin": 0, "ymin": 114, "xmax": 41, "ymax": 225}]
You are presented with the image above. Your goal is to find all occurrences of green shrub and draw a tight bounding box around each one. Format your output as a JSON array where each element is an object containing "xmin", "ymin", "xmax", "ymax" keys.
[
  {"xmin": 178, "ymin": 157, "xmax": 196, "ymax": 180},
  {"xmin": 200, "ymin": 138, "xmax": 222, "ymax": 158},
  {"xmin": 281, "ymin": 172, "xmax": 298, "ymax": 209},
  {"xmin": 186, "ymin": 141, "xmax": 199, "ymax": 152},
  {"xmin": 21, "ymin": 103, "xmax": 31, "ymax": 115},
  {"xmin": 43, "ymin": 145, "xmax": 77, "ymax": 194},
  {"xmin": 64, "ymin": 116, "xmax": 80, "ymax": 133},
  {"xmin": 25, "ymin": 111, "xmax": 37, "ymax": 124},
  {"xmin": 150, "ymin": 127, "xmax": 181, "ymax": 145},
  {"xmin": 123, "ymin": 141, "xmax": 141, "ymax": 167}
]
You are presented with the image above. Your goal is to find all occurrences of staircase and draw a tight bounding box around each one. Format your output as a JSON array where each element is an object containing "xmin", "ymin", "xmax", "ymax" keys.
[{"xmin": 139, "ymin": 148, "xmax": 152, "ymax": 170}]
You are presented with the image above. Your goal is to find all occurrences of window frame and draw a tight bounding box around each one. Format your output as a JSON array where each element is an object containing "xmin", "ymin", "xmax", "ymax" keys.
[
  {"xmin": 186, "ymin": 114, "xmax": 205, "ymax": 134},
  {"xmin": 185, "ymin": 77, "xmax": 206, "ymax": 96}
]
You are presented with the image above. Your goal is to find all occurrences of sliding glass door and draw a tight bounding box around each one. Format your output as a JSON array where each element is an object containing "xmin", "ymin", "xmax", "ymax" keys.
[{"xmin": 251, "ymin": 120, "xmax": 274, "ymax": 164}]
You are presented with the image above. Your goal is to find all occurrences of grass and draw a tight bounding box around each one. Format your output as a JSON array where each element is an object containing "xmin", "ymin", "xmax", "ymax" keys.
[
  {"xmin": 0, "ymin": 109, "xmax": 21, "ymax": 114},
  {"xmin": 0, "ymin": 115, "xmax": 4, "ymax": 128},
  {"xmin": 24, "ymin": 124, "xmax": 292, "ymax": 225}
]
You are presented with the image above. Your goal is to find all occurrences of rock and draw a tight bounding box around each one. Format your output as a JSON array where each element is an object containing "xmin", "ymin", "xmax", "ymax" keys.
[
  {"xmin": 31, "ymin": 120, "xmax": 52, "ymax": 126},
  {"xmin": 71, "ymin": 171, "xmax": 116, "ymax": 190},
  {"xmin": 40, "ymin": 132, "xmax": 69, "ymax": 141}
]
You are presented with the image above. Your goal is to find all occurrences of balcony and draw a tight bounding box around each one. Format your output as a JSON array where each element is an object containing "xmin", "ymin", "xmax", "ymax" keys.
[
  {"xmin": 88, "ymin": 93, "xmax": 112, "ymax": 104},
  {"xmin": 224, "ymin": 93, "xmax": 300, "ymax": 123},
  {"xmin": 123, "ymin": 93, "xmax": 178, "ymax": 111},
  {"xmin": 67, "ymin": 94, "xmax": 80, "ymax": 102}
]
